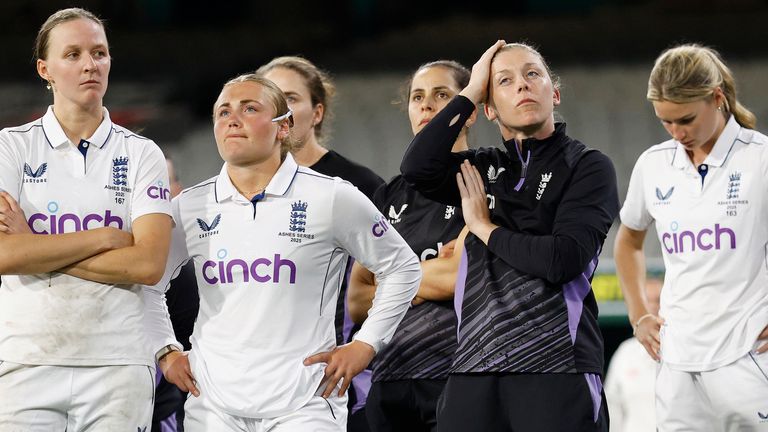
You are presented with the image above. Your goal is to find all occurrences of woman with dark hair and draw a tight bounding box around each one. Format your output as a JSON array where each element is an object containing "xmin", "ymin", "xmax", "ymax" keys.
[{"xmin": 348, "ymin": 60, "xmax": 473, "ymax": 432}]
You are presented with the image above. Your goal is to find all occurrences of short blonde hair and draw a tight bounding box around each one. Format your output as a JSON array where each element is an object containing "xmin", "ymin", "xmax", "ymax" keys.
[{"xmin": 647, "ymin": 44, "xmax": 756, "ymax": 129}]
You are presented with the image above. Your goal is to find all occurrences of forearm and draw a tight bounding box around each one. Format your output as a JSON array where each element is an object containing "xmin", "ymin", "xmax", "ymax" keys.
[
  {"xmin": 62, "ymin": 241, "xmax": 168, "ymax": 285},
  {"xmin": 416, "ymin": 258, "xmax": 458, "ymax": 301},
  {"xmin": 348, "ymin": 264, "xmax": 377, "ymax": 325},
  {"xmin": 143, "ymin": 285, "xmax": 183, "ymax": 355},
  {"xmin": 614, "ymin": 231, "xmax": 650, "ymax": 323},
  {"xmin": 0, "ymin": 230, "xmax": 113, "ymax": 275},
  {"xmin": 487, "ymin": 228, "xmax": 603, "ymax": 285},
  {"xmin": 400, "ymin": 96, "xmax": 474, "ymax": 205}
]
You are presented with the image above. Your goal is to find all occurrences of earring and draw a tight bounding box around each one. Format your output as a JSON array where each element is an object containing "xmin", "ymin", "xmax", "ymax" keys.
[{"xmin": 717, "ymin": 106, "xmax": 722, "ymax": 111}]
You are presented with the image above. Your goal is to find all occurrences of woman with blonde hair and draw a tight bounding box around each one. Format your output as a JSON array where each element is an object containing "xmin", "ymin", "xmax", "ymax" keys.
[
  {"xmin": 615, "ymin": 44, "xmax": 768, "ymax": 431},
  {"xmin": 149, "ymin": 74, "xmax": 420, "ymax": 431},
  {"xmin": 0, "ymin": 7, "xmax": 172, "ymax": 430},
  {"xmin": 401, "ymin": 41, "xmax": 618, "ymax": 432}
]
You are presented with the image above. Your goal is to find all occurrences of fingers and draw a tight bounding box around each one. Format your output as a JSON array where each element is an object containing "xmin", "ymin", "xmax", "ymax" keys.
[
  {"xmin": 759, "ymin": 324, "xmax": 768, "ymax": 339},
  {"xmin": 321, "ymin": 365, "xmax": 341, "ymax": 398},
  {"xmin": 303, "ymin": 351, "xmax": 332, "ymax": 366},
  {"xmin": 755, "ymin": 342, "xmax": 768, "ymax": 355},
  {"xmin": 456, "ymin": 172, "xmax": 469, "ymax": 199},
  {"xmin": 338, "ymin": 375, "xmax": 352, "ymax": 397},
  {"xmin": 0, "ymin": 192, "xmax": 21, "ymax": 213}
]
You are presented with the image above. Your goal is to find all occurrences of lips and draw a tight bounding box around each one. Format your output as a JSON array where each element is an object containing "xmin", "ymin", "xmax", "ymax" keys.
[
  {"xmin": 516, "ymin": 98, "xmax": 536, "ymax": 107},
  {"xmin": 81, "ymin": 80, "xmax": 100, "ymax": 86},
  {"xmin": 419, "ymin": 118, "xmax": 432, "ymax": 126}
]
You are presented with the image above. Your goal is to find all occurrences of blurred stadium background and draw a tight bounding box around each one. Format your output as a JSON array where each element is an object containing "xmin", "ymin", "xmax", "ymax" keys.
[{"xmin": 3, "ymin": 0, "xmax": 766, "ymax": 360}]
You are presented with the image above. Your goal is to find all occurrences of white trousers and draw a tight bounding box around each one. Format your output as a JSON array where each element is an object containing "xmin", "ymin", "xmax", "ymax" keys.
[
  {"xmin": 184, "ymin": 390, "xmax": 347, "ymax": 432},
  {"xmin": 656, "ymin": 351, "xmax": 768, "ymax": 431},
  {"xmin": 0, "ymin": 360, "xmax": 154, "ymax": 432}
]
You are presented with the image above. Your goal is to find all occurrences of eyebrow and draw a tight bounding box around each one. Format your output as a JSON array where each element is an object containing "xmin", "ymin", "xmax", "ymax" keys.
[
  {"xmin": 216, "ymin": 99, "xmax": 263, "ymax": 110},
  {"xmin": 61, "ymin": 43, "xmax": 108, "ymax": 51},
  {"xmin": 410, "ymin": 86, "xmax": 453, "ymax": 94}
]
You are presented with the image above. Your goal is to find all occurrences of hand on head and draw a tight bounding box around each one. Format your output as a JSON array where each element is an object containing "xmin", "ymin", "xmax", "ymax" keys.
[{"xmin": 460, "ymin": 40, "xmax": 506, "ymax": 105}]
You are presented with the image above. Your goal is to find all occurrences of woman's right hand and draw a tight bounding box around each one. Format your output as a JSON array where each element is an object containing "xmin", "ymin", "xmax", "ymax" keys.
[
  {"xmin": 460, "ymin": 40, "xmax": 506, "ymax": 104},
  {"xmin": 635, "ymin": 314, "xmax": 665, "ymax": 361},
  {"xmin": 160, "ymin": 351, "xmax": 200, "ymax": 397}
]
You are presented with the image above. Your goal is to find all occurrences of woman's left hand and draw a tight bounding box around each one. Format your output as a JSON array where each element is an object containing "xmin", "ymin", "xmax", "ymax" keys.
[
  {"xmin": 457, "ymin": 160, "xmax": 497, "ymax": 244},
  {"xmin": 304, "ymin": 340, "xmax": 375, "ymax": 398},
  {"xmin": 755, "ymin": 325, "xmax": 768, "ymax": 354},
  {"xmin": 0, "ymin": 191, "xmax": 31, "ymax": 234}
]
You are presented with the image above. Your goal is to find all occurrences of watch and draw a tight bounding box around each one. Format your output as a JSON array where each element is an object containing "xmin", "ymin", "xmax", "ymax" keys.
[{"xmin": 155, "ymin": 344, "xmax": 180, "ymax": 363}]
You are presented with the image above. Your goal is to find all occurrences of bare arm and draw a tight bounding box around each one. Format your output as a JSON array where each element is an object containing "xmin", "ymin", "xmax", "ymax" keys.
[
  {"xmin": 61, "ymin": 213, "xmax": 172, "ymax": 286},
  {"xmin": 417, "ymin": 226, "xmax": 469, "ymax": 301},
  {"xmin": 348, "ymin": 262, "xmax": 376, "ymax": 325},
  {"xmin": 348, "ymin": 226, "xmax": 469, "ymax": 324},
  {"xmin": 0, "ymin": 191, "xmax": 131, "ymax": 274},
  {"xmin": 614, "ymin": 223, "xmax": 662, "ymax": 360}
]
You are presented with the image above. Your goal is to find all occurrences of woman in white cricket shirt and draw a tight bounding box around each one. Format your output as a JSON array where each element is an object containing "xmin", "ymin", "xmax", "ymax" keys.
[
  {"xmin": 615, "ymin": 44, "xmax": 768, "ymax": 431},
  {"xmin": 0, "ymin": 8, "xmax": 173, "ymax": 431},
  {"xmin": 146, "ymin": 75, "xmax": 421, "ymax": 431}
]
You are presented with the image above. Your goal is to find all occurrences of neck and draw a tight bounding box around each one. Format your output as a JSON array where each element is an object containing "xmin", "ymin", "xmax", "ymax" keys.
[
  {"xmin": 291, "ymin": 133, "xmax": 328, "ymax": 167},
  {"xmin": 52, "ymin": 99, "xmax": 104, "ymax": 144},
  {"xmin": 226, "ymin": 153, "xmax": 282, "ymax": 200},
  {"xmin": 500, "ymin": 117, "xmax": 556, "ymax": 150}
]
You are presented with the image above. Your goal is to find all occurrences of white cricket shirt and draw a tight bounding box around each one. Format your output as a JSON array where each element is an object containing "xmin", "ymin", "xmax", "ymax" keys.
[
  {"xmin": 620, "ymin": 116, "xmax": 768, "ymax": 371},
  {"xmin": 0, "ymin": 106, "xmax": 171, "ymax": 366},
  {"xmin": 145, "ymin": 153, "xmax": 420, "ymax": 418}
]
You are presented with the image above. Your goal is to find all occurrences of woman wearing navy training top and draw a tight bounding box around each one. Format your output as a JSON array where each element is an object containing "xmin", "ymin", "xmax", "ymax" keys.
[
  {"xmin": 400, "ymin": 41, "xmax": 619, "ymax": 432},
  {"xmin": 348, "ymin": 60, "xmax": 473, "ymax": 432}
]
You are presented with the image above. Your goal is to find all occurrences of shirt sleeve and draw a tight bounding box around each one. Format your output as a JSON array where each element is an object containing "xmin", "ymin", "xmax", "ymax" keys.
[
  {"xmin": 143, "ymin": 197, "xmax": 191, "ymax": 354},
  {"xmin": 0, "ymin": 131, "xmax": 23, "ymax": 199},
  {"xmin": 131, "ymin": 141, "xmax": 172, "ymax": 221},
  {"xmin": 619, "ymin": 151, "xmax": 654, "ymax": 231},
  {"xmin": 330, "ymin": 180, "xmax": 421, "ymax": 353},
  {"xmin": 486, "ymin": 151, "xmax": 620, "ymax": 285},
  {"xmin": 400, "ymin": 95, "xmax": 477, "ymax": 206}
]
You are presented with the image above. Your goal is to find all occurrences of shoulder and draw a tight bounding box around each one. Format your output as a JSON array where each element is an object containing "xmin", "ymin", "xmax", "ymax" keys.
[
  {"xmin": 179, "ymin": 175, "xmax": 218, "ymax": 202},
  {"xmin": 110, "ymin": 123, "xmax": 154, "ymax": 144},
  {"xmin": 0, "ymin": 118, "xmax": 44, "ymax": 145}
]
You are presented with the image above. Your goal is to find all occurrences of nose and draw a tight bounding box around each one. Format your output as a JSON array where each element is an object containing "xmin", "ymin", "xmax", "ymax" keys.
[
  {"xmin": 420, "ymin": 98, "xmax": 434, "ymax": 112},
  {"xmin": 670, "ymin": 124, "xmax": 686, "ymax": 141},
  {"xmin": 516, "ymin": 77, "xmax": 529, "ymax": 93},
  {"xmin": 83, "ymin": 54, "xmax": 98, "ymax": 73}
]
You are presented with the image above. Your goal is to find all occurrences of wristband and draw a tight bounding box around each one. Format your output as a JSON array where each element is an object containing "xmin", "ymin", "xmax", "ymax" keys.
[{"xmin": 632, "ymin": 313, "xmax": 656, "ymax": 336}]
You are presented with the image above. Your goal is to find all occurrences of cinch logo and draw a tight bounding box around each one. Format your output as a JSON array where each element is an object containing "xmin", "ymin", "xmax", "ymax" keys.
[
  {"xmin": 661, "ymin": 222, "xmax": 736, "ymax": 254},
  {"xmin": 24, "ymin": 163, "xmax": 48, "ymax": 183},
  {"xmin": 201, "ymin": 249, "xmax": 296, "ymax": 284},
  {"xmin": 28, "ymin": 201, "xmax": 123, "ymax": 234},
  {"xmin": 147, "ymin": 181, "xmax": 170, "ymax": 201},
  {"xmin": 372, "ymin": 214, "xmax": 389, "ymax": 237}
]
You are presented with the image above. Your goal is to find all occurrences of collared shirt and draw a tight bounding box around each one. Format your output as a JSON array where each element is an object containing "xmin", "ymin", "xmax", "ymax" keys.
[
  {"xmin": 0, "ymin": 106, "xmax": 171, "ymax": 366},
  {"xmin": 621, "ymin": 115, "xmax": 768, "ymax": 371},
  {"xmin": 145, "ymin": 153, "xmax": 420, "ymax": 418}
]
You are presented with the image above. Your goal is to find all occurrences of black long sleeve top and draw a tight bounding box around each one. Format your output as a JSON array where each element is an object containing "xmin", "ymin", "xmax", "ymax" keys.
[{"xmin": 401, "ymin": 95, "xmax": 619, "ymax": 374}]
